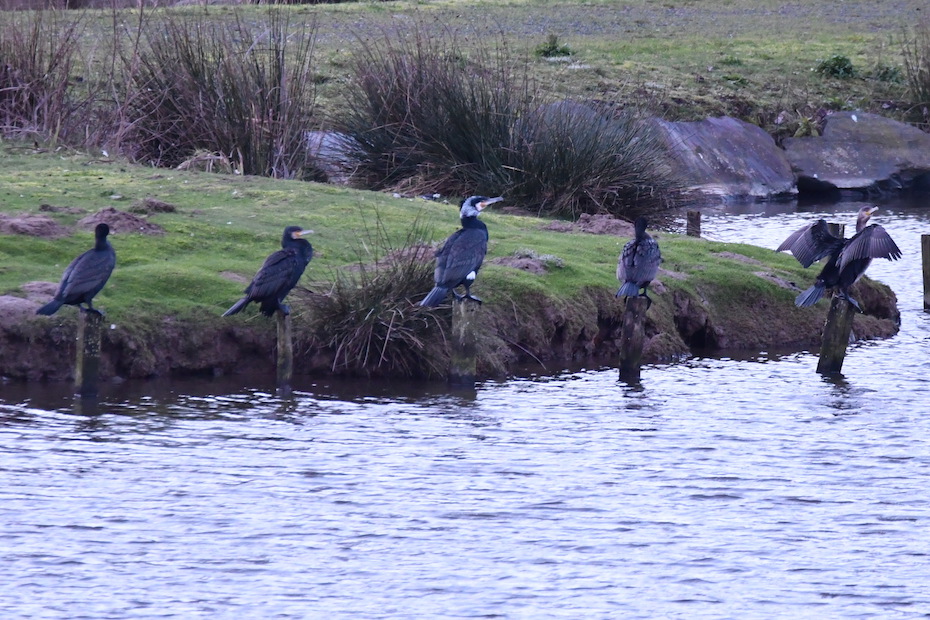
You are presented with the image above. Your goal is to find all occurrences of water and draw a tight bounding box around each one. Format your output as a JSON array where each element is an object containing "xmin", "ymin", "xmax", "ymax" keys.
[{"xmin": 2, "ymin": 197, "xmax": 930, "ymax": 619}]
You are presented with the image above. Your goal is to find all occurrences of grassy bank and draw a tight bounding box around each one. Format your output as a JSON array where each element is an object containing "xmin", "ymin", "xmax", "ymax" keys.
[{"xmin": 0, "ymin": 147, "xmax": 900, "ymax": 381}]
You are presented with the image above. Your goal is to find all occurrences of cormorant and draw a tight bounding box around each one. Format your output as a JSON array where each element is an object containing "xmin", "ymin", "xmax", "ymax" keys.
[
  {"xmin": 776, "ymin": 206, "xmax": 902, "ymax": 312},
  {"xmin": 419, "ymin": 195, "xmax": 503, "ymax": 307},
  {"xmin": 36, "ymin": 223, "xmax": 116, "ymax": 316},
  {"xmin": 223, "ymin": 225, "xmax": 313, "ymax": 317},
  {"xmin": 616, "ymin": 216, "xmax": 661, "ymax": 308}
]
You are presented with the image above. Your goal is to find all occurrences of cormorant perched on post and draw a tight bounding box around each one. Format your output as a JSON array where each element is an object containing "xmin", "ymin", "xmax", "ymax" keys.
[
  {"xmin": 223, "ymin": 226, "xmax": 313, "ymax": 317},
  {"xmin": 36, "ymin": 223, "xmax": 116, "ymax": 316},
  {"xmin": 776, "ymin": 206, "xmax": 901, "ymax": 312},
  {"xmin": 616, "ymin": 216, "xmax": 661, "ymax": 308},
  {"xmin": 419, "ymin": 195, "xmax": 503, "ymax": 307}
]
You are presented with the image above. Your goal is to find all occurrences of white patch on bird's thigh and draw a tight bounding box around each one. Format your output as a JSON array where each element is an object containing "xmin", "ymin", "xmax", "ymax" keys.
[{"xmin": 466, "ymin": 271, "xmax": 477, "ymax": 281}]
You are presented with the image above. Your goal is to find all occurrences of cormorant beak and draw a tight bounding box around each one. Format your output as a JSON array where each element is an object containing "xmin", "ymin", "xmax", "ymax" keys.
[
  {"xmin": 866, "ymin": 206, "xmax": 879, "ymax": 216},
  {"xmin": 477, "ymin": 197, "xmax": 504, "ymax": 211},
  {"xmin": 292, "ymin": 229, "xmax": 313, "ymax": 238}
]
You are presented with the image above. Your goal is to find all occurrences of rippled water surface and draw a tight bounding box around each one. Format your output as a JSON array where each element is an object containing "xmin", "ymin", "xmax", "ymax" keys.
[{"xmin": 2, "ymin": 198, "xmax": 930, "ymax": 618}]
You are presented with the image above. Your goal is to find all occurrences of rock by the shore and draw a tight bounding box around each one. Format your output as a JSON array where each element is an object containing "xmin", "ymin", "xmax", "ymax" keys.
[
  {"xmin": 654, "ymin": 116, "xmax": 797, "ymax": 200},
  {"xmin": 783, "ymin": 111, "xmax": 930, "ymax": 194}
]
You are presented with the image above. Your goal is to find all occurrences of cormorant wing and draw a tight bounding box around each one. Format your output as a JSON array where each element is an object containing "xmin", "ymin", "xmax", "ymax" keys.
[
  {"xmin": 245, "ymin": 248, "xmax": 301, "ymax": 299},
  {"xmin": 434, "ymin": 228, "xmax": 487, "ymax": 288},
  {"xmin": 776, "ymin": 219, "xmax": 843, "ymax": 268},
  {"xmin": 59, "ymin": 248, "xmax": 116, "ymax": 298},
  {"xmin": 838, "ymin": 224, "xmax": 902, "ymax": 272}
]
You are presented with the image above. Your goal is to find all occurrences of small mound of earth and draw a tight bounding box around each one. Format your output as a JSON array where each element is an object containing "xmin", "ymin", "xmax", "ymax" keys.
[
  {"xmin": 544, "ymin": 213, "xmax": 635, "ymax": 237},
  {"xmin": 715, "ymin": 251, "xmax": 763, "ymax": 266},
  {"xmin": 0, "ymin": 214, "xmax": 70, "ymax": 238},
  {"xmin": 0, "ymin": 295, "xmax": 40, "ymax": 324},
  {"xmin": 21, "ymin": 281, "xmax": 59, "ymax": 300},
  {"xmin": 39, "ymin": 204, "xmax": 87, "ymax": 215},
  {"xmin": 491, "ymin": 256, "xmax": 548, "ymax": 275},
  {"xmin": 78, "ymin": 207, "xmax": 165, "ymax": 235},
  {"xmin": 129, "ymin": 197, "xmax": 178, "ymax": 215}
]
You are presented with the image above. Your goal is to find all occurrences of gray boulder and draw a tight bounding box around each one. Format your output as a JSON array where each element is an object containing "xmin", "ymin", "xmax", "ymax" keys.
[
  {"xmin": 783, "ymin": 111, "xmax": 930, "ymax": 194},
  {"xmin": 655, "ymin": 116, "xmax": 796, "ymax": 200}
]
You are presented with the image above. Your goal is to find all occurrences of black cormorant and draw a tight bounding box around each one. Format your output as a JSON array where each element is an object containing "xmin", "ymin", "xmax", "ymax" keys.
[
  {"xmin": 36, "ymin": 223, "xmax": 116, "ymax": 316},
  {"xmin": 616, "ymin": 216, "xmax": 662, "ymax": 308},
  {"xmin": 419, "ymin": 195, "xmax": 503, "ymax": 307},
  {"xmin": 776, "ymin": 206, "xmax": 901, "ymax": 312},
  {"xmin": 223, "ymin": 225, "xmax": 313, "ymax": 317}
]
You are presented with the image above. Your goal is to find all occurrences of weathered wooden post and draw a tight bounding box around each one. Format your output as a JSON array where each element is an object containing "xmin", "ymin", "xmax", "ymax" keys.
[
  {"xmin": 449, "ymin": 298, "xmax": 479, "ymax": 386},
  {"xmin": 816, "ymin": 296, "xmax": 857, "ymax": 374},
  {"xmin": 686, "ymin": 210, "xmax": 701, "ymax": 238},
  {"xmin": 276, "ymin": 310, "xmax": 293, "ymax": 391},
  {"xmin": 922, "ymin": 234, "xmax": 930, "ymax": 312},
  {"xmin": 74, "ymin": 310, "xmax": 103, "ymax": 397},
  {"xmin": 618, "ymin": 296, "xmax": 649, "ymax": 382}
]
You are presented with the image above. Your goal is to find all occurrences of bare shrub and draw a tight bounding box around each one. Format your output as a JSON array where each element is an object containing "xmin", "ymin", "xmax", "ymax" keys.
[
  {"xmin": 0, "ymin": 10, "xmax": 93, "ymax": 145},
  {"xmin": 120, "ymin": 9, "xmax": 320, "ymax": 179},
  {"xmin": 299, "ymin": 214, "xmax": 449, "ymax": 378},
  {"xmin": 903, "ymin": 19, "xmax": 930, "ymax": 110}
]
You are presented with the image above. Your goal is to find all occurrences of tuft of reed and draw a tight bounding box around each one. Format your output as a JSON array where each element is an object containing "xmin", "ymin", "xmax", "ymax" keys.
[
  {"xmin": 335, "ymin": 27, "xmax": 680, "ymax": 221},
  {"xmin": 335, "ymin": 27, "xmax": 523, "ymax": 195},
  {"xmin": 119, "ymin": 9, "xmax": 321, "ymax": 179},
  {"xmin": 0, "ymin": 10, "xmax": 90, "ymax": 146},
  {"xmin": 508, "ymin": 101, "xmax": 681, "ymax": 219},
  {"xmin": 298, "ymin": 212, "xmax": 450, "ymax": 378}
]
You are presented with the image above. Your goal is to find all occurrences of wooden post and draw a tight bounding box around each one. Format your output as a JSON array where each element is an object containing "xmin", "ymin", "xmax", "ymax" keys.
[
  {"xmin": 449, "ymin": 297, "xmax": 479, "ymax": 386},
  {"xmin": 686, "ymin": 210, "xmax": 701, "ymax": 238},
  {"xmin": 816, "ymin": 295, "xmax": 856, "ymax": 374},
  {"xmin": 618, "ymin": 296, "xmax": 649, "ymax": 382},
  {"xmin": 276, "ymin": 310, "xmax": 293, "ymax": 391},
  {"xmin": 922, "ymin": 235, "xmax": 930, "ymax": 312},
  {"xmin": 74, "ymin": 310, "xmax": 102, "ymax": 397}
]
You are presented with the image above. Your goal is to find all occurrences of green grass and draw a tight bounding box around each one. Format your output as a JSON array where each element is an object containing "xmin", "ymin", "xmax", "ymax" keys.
[{"xmin": 0, "ymin": 148, "xmax": 809, "ymax": 322}]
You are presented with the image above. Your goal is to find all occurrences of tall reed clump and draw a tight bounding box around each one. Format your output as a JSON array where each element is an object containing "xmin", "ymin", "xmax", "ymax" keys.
[
  {"xmin": 510, "ymin": 101, "xmax": 680, "ymax": 219},
  {"xmin": 120, "ymin": 9, "xmax": 320, "ymax": 179},
  {"xmin": 298, "ymin": 214, "xmax": 449, "ymax": 378},
  {"xmin": 903, "ymin": 19, "xmax": 930, "ymax": 113},
  {"xmin": 335, "ymin": 29, "xmax": 525, "ymax": 196},
  {"xmin": 335, "ymin": 28, "xmax": 681, "ymax": 220},
  {"xmin": 0, "ymin": 10, "xmax": 91, "ymax": 146}
]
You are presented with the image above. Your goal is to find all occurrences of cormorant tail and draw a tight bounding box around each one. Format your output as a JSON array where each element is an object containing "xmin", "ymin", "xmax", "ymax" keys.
[
  {"xmin": 420, "ymin": 286, "xmax": 450, "ymax": 307},
  {"xmin": 616, "ymin": 282, "xmax": 641, "ymax": 298},
  {"xmin": 795, "ymin": 283, "xmax": 825, "ymax": 308},
  {"xmin": 222, "ymin": 297, "xmax": 250, "ymax": 317},
  {"xmin": 36, "ymin": 300, "xmax": 63, "ymax": 316}
]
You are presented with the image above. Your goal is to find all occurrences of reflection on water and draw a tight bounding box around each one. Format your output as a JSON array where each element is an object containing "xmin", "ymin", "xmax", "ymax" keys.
[{"xmin": 2, "ymin": 196, "xmax": 930, "ymax": 618}]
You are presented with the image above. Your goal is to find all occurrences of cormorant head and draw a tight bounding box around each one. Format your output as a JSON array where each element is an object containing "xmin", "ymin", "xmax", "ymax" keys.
[
  {"xmin": 460, "ymin": 195, "xmax": 504, "ymax": 219},
  {"xmin": 95, "ymin": 223, "xmax": 110, "ymax": 238},
  {"xmin": 633, "ymin": 216, "xmax": 648, "ymax": 236},
  {"xmin": 282, "ymin": 225, "xmax": 312, "ymax": 245},
  {"xmin": 855, "ymin": 206, "xmax": 879, "ymax": 232}
]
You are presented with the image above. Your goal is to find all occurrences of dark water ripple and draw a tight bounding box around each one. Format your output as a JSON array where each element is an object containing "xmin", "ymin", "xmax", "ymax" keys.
[{"xmin": 2, "ymin": 198, "xmax": 930, "ymax": 618}]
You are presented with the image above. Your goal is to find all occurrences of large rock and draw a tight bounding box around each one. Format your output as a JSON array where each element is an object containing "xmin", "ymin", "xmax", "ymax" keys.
[
  {"xmin": 783, "ymin": 111, "xmax": 930, "ymax": 194},
  {"xmin": 655, "ymin": 116, "xmax": 796, "ymax": 200}
]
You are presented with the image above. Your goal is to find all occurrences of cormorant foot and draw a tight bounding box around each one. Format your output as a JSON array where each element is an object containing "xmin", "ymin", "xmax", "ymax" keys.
[
  {"xmin": 279, "ymin": 304, "xmax": 291, "ymax": 316},
  {"xmin": 465, "ymin": 294, "xmax": 483, "ymax": 305},
  {"xmin": 80, "ymin": 305, "xmax": 105, "ymax": 316},
  {"xmin": 839, "ymin": 293, "xmax": 863, "ymax": 313},
  {"xmin": 641, "ymin": 293, "xmax": 653, "ymax": 310}
]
